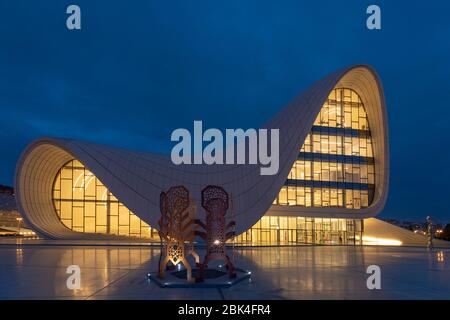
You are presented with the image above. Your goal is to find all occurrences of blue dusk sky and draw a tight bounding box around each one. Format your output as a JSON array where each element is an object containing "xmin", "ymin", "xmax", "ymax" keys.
[{"xmin": 0, "ymin": 1, "xmax": 449, "ymax": 222}]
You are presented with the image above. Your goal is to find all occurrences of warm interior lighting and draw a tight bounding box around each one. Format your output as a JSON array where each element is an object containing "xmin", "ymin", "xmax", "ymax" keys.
[
  {"xmin": 53, "ymin": 160, "xmax": 157, "ymax": 238},
  {"xmin": 213, "ymin": 239, "xmax": 220, "ymax": 245},
  {"xmin": 360, "ymin": 236, "xmax": 402, "ymax": 246},
  {"xmin": 276, "ymin": 88, "xmax": 374, "ymax": 209}
]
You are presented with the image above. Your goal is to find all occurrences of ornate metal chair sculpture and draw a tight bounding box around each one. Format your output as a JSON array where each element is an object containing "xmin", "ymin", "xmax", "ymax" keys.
[
  {"xmin": 158, "ymin": 186, "xmax": 199, "ymax": 282},
  {"xmin": 195, "ymin": 185, "xmax": 236, "ymax": 282}
]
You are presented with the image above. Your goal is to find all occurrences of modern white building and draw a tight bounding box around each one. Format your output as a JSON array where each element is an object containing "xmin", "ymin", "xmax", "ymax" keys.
[{"xmin": 15, "ymin": 64, "xmax": 443, "ymax": 247}]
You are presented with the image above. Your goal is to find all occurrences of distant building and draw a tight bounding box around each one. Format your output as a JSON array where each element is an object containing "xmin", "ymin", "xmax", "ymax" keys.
[{"xmin": 0, "ymin": 188, "xmax": 23, "ymax": 228}]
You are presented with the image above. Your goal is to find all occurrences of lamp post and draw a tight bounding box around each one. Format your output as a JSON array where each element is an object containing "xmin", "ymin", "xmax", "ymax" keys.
[
  {"xmin": 426, "ymin": 216, "xmax": 433, "ymax": 250},
  {"xmin": 16, "ymin": 217, "xmax": 23, "ymax": 236}
]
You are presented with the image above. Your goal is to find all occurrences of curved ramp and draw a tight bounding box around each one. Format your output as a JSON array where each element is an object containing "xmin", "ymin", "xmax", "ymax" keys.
[{"xmin": 364, "ymin": 218, "xmax": 450, "ymax": 248}]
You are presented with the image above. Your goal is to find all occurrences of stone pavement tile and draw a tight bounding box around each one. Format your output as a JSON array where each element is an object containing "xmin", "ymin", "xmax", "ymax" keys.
[
  {"xmin": 0, "ymin": 264, "xmax": 130, "ymax": 299},
  {"xmin": 1, "ymin": 245, "xmax": 449, "ymax": 299}
]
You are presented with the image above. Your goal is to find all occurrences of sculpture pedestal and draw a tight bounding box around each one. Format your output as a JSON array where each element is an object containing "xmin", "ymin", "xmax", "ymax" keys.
[{"xmin": 147, "ymin": 267, "xmax": 251, "ymax": 288}]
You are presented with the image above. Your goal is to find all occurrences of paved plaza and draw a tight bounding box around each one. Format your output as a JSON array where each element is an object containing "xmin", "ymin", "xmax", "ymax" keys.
[{"xmin": 0, "ymin": 242, "xmax": 448, "ymax": 299}]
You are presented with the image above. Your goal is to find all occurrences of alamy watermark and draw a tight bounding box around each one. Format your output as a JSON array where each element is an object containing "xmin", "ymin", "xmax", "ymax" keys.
[
  {"xmin": 65, "ymin": 5, "xmax": 379, "ymax": 31},
  {"xmin": 366, "ymin": 5, "xmax": 381, "ymax": 30},
  {"xmin": 66, "ymin": 265, "xmax": 81, "ymax": 290},
  {"xmin": 66, "ymin": 5, "xmax": 81, "ymax": 30},
  {"xmin": 366, "ymin": 265, "xmax": 381, "ymax": 290},
  {"xmin": 170, "ymin": 121, "xmax": 280, "ymax": 175}
]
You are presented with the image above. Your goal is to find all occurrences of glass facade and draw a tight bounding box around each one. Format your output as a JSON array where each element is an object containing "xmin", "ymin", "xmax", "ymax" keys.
[
  {"xmin": 52, "ymin": 160, "xmax": 159, "ymax": 239},
  {"xmin": 233, "ymin": 216, "xmax": 363, "ymax": 246},
  {"xmin": 51, "ymin": 161, "xmax": 365, "ymax": 245},
  {"xmin": 273, "ymin": 88, "xmax": 375, "ymax": 209}
]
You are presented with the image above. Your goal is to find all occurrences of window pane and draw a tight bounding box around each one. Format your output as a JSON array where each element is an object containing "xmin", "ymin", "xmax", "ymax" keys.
[{"xmin": 52, "ymin": 160, "xmax": 153, "ymax": 239}]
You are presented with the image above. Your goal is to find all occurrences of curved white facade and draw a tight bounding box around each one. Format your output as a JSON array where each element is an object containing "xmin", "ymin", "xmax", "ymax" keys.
[{"xmin": 14, "ymin": 65, "xmax": 389, "ymax": 240}]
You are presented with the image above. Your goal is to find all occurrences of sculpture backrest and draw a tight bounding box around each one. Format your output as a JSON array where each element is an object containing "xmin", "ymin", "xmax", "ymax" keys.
[
  {"xmin": 165, "ymin": 186, "xmax": 189, "ymax": 237},
  {"xmin": 201, "ymin": 185, "xmax": 230, "ymax": 254},
  {"xmin": 158, "ymin": 186, "xmax": 191, "ymax": 240},
  {"xmin": 202, "ymin": 185, "xmax": 229, "ymax": 213}
]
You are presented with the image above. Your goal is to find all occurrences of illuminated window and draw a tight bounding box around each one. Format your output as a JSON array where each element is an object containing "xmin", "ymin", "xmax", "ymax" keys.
[
  {"xmin": 274, "ymin": 88, "xmax": 375, "ymax": 208},
  {"xmin": 52, "ymin": 160, "xmax": 159, "ymax": 239},
  {"xmin": 233, "ymin": 216, "xmax": 363, "ymax": 246}
]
